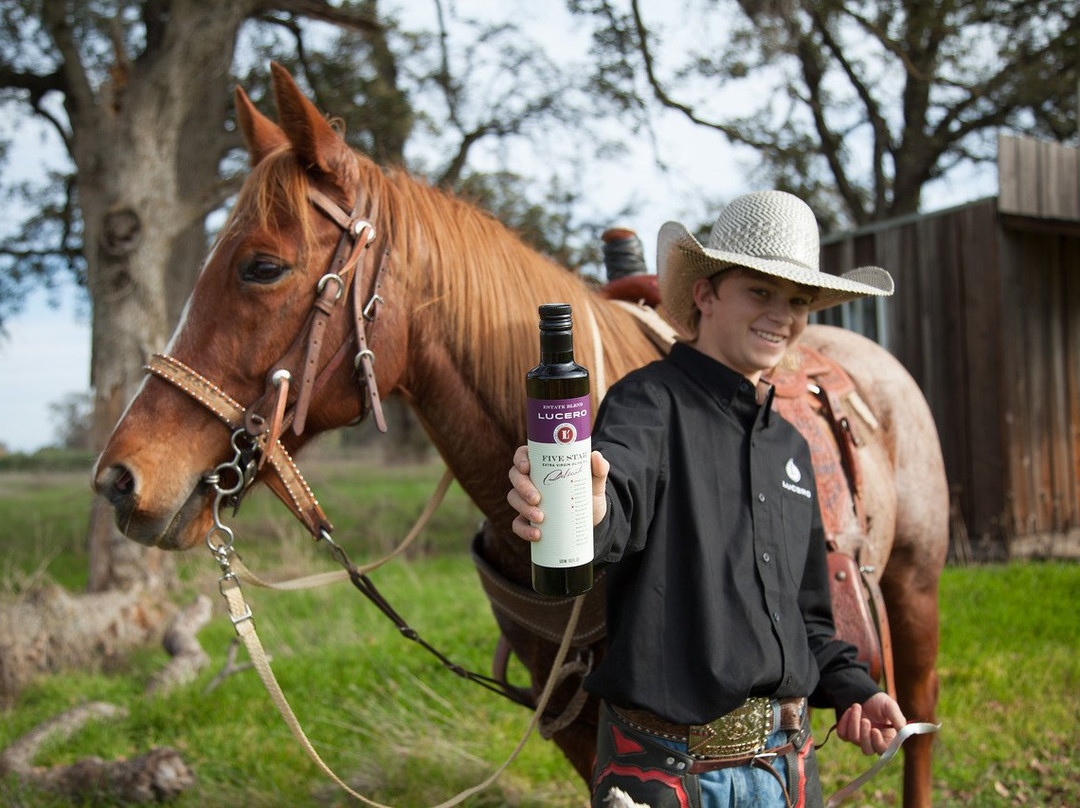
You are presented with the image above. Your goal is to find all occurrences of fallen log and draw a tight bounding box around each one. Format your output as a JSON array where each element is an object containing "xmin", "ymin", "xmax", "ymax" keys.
[
  {"xmin": 0, "ymin": 702, "xmax": 194, "ymax": 802},
  {"xmin": 0, "ymin": 584, "xmax": 174, "ymax": 706},
  {"xmin": 146, "ymin": 595, "xmax": 212, "ymax": 695}
]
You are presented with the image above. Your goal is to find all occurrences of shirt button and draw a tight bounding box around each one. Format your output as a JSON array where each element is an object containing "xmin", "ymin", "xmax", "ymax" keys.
[
  {"xmin": 773, "ymin": 612, "xmax": 781, "ymax": 622},
  {"xmin": 758, "ymin": 493, "xmax": 766, "ymax": 502},
  {"xmin": 762, "ymin": 552, "xmax": 771, "ymax": 563}
]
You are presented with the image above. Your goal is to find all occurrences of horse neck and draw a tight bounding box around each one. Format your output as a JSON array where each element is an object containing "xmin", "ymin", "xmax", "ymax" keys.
[
  {"xmin": 377, "ymin": 168, "xmax": 663, "ymax": 575},
  {"xmin": 384, "ymin": 191, "xmax": 557, "ymax": 533}
]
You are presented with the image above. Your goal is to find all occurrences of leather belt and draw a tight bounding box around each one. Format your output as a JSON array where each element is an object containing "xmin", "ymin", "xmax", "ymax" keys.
[{"xmin": 613, "ymin": 697, "xmax": 806, "ymax": 760}]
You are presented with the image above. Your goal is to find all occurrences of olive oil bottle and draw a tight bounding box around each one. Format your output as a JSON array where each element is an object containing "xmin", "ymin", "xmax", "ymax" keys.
[{"xmin": 526, "ymin": 303, "xmax": 594, "ymax": 596}]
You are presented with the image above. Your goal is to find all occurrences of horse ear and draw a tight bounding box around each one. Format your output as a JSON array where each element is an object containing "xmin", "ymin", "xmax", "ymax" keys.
[
  {"xmin": 269, "ymin": 61, "xmax": 352, "ymax": 184},
  {"xmin": 234, "ymin": 85, "xmax": 288, "ymax": 167}
]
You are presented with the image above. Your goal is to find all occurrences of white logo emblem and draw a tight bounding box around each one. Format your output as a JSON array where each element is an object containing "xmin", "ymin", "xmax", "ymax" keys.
[
  {"xmin": 785, "ymin": 458, "xmax": 802, "ymax": 483},
  {"xmin": 554, "ymin": 423, "xmax": 577, "ymax": 445}
]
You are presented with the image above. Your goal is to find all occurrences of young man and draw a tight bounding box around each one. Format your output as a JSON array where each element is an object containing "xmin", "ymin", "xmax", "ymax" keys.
[{"xmin": 507, "ymin": 191, "xmax": 904, "ymax": 808}]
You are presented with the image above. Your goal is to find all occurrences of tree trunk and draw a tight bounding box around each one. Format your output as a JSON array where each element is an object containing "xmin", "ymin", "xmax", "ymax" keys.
[
  {"xmin": 85, "ymin": 200, "xmax": 176, "ymax": 591},
  {"xmin": 66, "ymin": 0, "xmax": 253, "ymax": 592}
]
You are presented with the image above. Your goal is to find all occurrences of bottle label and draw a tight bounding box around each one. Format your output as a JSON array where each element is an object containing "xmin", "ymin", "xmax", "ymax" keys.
[{"xmin": 526, "ymin": 395, "xmax": 593, "ymax": 568}]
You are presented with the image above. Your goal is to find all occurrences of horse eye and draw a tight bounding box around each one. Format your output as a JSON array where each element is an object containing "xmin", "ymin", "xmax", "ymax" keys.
[{"xmin": 240, "ymin": 257, "xmax": 288, "ymax": 285}]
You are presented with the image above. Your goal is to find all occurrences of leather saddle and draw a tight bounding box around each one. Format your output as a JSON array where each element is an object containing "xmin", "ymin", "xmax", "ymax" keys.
[{"xmin": 766, "ymin": 346, "xmax": 895, "ymax": 697}]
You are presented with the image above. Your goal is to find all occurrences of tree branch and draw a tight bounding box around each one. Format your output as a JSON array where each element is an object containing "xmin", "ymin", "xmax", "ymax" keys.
[
  {"xmin": 631, "ymin": 0, "xmax": 730, "ymax": 136},
  {"xmin": 260, "ymin": 0, "xmax": 383, "ymax": 34},
  {"xmin": 806, "ymin": 5, "xmax": 890, "ymax": 216},
  {"xmin": 40, "ymin": 0, "xmax": 97, "ymax": 125},
  {"xmin": 144, "ymin": 596, "xmax": 212, "ymax": 696},
  {"xmin": 203, "ymin": 637, "xmax": 262, "ymax": 694},
  {"xmin": 0, "ymin": 66, "xmax": 64, "ymax": 101}
]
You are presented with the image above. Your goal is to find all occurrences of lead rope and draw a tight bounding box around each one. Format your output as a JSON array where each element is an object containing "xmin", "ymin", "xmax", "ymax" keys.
[
  {"xmin": 821, "ymin": 721, "xmax": 941, "ymax": 806},
  {"xmin": 204, "ymin": 444, "xmax": 584, "ymax": 807},
  {"xmin": 226, "ymin": 467, "xmax": 455, "ymax": 591}
]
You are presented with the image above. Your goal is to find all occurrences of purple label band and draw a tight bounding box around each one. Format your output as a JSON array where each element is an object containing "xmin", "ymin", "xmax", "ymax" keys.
[{"xmin": 526, "ymin": 395, "xmax": 592, "ymax": 442}]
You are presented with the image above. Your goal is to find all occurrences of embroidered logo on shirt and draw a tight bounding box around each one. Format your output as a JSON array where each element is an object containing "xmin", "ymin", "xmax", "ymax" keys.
[
  {"xmin": 785, "ymin": 458, "xmax": 802, "ymax": 483},
  {"xmin": 782, "ymin": 458, "xmax": 812, "ymax": 499}
]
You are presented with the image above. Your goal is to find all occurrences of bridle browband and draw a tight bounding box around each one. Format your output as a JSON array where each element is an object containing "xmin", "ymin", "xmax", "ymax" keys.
[{"xmin": 146, "ymin": 174, "xmax": 389, "ymax": 535}]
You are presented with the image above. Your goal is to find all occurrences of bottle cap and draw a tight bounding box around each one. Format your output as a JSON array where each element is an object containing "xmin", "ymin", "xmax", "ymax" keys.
[{"xmin": 538, "ymin": 303, "xmax": 572, "ymax": 331}]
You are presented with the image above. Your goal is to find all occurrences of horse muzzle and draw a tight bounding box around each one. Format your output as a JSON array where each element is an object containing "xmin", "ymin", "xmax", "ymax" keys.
[{"xmin": 93, "ymin": 458, "xmax": 213, "ymax": 550}]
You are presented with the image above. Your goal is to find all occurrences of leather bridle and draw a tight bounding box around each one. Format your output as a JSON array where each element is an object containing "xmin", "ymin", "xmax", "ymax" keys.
[{"xmin": 145, "ymin": 174, "xmax": 390, "ymax": 537}]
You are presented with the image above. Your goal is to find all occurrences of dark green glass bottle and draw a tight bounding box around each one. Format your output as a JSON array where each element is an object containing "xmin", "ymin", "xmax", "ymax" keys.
[{"xmin": 526, "ymin": 303, "xmax": 594, "ymax": 596}]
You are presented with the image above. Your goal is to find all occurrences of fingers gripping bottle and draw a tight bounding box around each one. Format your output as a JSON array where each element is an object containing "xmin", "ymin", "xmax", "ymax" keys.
[{"xmin": 526, "ymin": 303, "xmax": 594, "ymax": 596}]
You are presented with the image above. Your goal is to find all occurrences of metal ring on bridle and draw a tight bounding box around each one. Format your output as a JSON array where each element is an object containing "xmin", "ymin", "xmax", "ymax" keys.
[
  {"xmin": 363, "ymin": 293, "xmax": 384, "ymax": 321},
  {"xmin": 317, "ymin": 273, "xmax": 345, "ymax": 301},
  {"xmin": 351, "ymin": 219, "xmax": 376, "ymax": 242},
  {"xmin": 354, "ymin": 349, "xmax": 375, "ymax": 370},
  {"xmin": 230, "ymin": 428, "xmax": 252, "ymax": 455},
  {"xmin": 208, "ymin": 460, "xmax": 246, "ymax": 497},
  {"xmin": 206, "ymin": 523, "xmax": 235, "ymax": 555}
]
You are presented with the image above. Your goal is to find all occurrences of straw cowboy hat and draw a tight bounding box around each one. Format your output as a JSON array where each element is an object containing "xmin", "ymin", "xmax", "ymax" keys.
[{"xmin": 657, "ymin": 190, "xmax": 894, "ymax": 330}]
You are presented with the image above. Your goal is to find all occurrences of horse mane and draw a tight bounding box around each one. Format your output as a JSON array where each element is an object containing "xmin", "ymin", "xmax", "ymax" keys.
[
  {"xmin": 368, "ymin": 158, "xmax": 667, "ymax": 434},
  {"xmin": 222, "ymin": 145, "xmax": 662, "ymax": 437}
]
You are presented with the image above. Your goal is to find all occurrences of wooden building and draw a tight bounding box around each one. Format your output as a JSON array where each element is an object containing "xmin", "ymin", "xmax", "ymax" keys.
[{"xmin": 819, "ymin": 134, "xmax": 1080, "ymax": 558}]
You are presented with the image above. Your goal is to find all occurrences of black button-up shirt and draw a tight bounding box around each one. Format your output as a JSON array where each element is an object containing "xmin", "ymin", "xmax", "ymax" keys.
[{"xmin": 587, "ymin": 342, "xmax": 878, "ymax": 725}]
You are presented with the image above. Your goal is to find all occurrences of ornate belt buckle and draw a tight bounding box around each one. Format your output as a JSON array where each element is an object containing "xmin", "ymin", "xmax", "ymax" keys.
[{"xmin": 687, "ymin": 697, "xmax": 772, "ymax": 758}]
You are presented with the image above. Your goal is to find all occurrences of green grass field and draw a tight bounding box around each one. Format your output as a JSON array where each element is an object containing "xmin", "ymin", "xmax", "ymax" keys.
[{"xmin": 1, "ymin": 455, "xmax": 1077, "ymax": 806}]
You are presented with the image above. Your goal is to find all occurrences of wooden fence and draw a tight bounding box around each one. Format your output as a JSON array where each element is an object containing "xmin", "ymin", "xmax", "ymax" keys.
[{"xmin": 821, "ymin": 135, "xmax": 1080, "ymax": 557}]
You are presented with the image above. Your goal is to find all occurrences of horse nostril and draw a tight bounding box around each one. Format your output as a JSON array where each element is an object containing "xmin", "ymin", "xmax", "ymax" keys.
[
  {"xmin": 114, "ymin": 467, "xmax": 134, "ymax": 495},
  {"xmin": 97, "ymin": 464, "xmax": 137, "ymax": 509}
]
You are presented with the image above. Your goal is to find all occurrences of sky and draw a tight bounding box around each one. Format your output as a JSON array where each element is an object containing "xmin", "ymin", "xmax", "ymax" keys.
[
  {"xmin": 0, "ymin": 289, "xmax": 91, "ymax": 453},
  {"xmin": 0, "ymin": 2, "xmax": 997, "ymax": 454}
]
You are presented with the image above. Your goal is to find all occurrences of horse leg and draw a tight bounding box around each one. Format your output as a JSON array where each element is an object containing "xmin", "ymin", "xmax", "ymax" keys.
[
  {"xmin": 550, "ymin": 701, "xmax": 600, "ymax": 783},
  {"xmin": 881, "ymin": 564, "xmax": 942, "ymax": 808},
  {"xmin": 538, "ymin": 661, "xmax": 599, "ymax": 784},
  {"xmin": 504, "ymin": 628, "xmax": 598, "ymax": 786}
]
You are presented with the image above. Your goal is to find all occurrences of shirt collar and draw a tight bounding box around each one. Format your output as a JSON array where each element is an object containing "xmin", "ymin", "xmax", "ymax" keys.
[
  {"xmin": 758, "ymin": 382, "xmax": 776, "ymax": 427},
  {"xmin": 669, "ymin": 341, "xmax": 775, "ymax": 426}
]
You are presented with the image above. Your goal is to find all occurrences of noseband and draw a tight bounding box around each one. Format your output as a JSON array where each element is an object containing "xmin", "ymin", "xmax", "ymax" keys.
[{"xmin": 145, "ymin": 176, "xmax": 390, "ymax": 537}]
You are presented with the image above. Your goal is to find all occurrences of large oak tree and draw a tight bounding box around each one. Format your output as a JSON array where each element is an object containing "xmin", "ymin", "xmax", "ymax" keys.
[{"xmin": 570, "ymin": 0, "xmax": 1080, "ymax": 228}]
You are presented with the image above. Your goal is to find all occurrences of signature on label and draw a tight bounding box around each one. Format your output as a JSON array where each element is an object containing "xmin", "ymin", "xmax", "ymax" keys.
[{"xmin": 543, "ymin": 466, "xmax": 586, "ymax": 485}]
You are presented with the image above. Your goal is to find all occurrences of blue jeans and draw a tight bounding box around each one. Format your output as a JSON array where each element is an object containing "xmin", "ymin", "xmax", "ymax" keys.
[{"xmin": 654, "ymin": 726, "xmax": 791, "ymax": 807}]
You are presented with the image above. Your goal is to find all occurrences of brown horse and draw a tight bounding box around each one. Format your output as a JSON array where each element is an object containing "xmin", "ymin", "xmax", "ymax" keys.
[{"xmin": 93, "ymin": 64, "xmax": 947, "ymax": 807}]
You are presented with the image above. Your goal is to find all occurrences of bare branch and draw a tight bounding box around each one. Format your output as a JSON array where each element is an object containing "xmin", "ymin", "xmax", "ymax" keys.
[
  {"xmin": 259, "ymin": 0, "xmax": 383, "ymax": 34},
  {"xmin": 0, "ymin": 65, "xmax": 64, "ymax": 101},
  {"xmin": 40, "ymin": 0, "xmax": 96, "ymax": 125},
  {"xmin": 145, "ymin": 596, "xmax": 212, "ymax": 696},
  {"xmin": 805, "ymin": 7, "xmax": 890, "ymax": 215},
  {"xmin": 204, "ymin": 637, "xmax": 263, "ymax": 694},
  {"xmin": 629, "ymin": 0, "xmax": 746, "ymax": 142}
]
